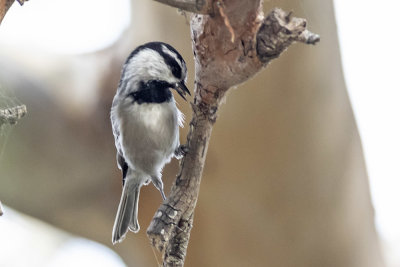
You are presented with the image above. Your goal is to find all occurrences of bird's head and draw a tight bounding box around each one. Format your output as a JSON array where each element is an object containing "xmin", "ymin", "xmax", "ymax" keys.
[{"xmin": 121, "ymin": 42, "xmax": 190, "ymax": 101}]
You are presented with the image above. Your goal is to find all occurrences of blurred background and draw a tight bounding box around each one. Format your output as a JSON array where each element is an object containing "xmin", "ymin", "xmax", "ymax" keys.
[{"xmin": 0, "ymin": 0, "xmax": 399, "ymax": 266}]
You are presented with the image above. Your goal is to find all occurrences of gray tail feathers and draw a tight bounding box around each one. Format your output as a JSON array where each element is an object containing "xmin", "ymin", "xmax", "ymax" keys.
[{"xmin": 112, "ymin": 180, "xmax": 141, "ymax": 244}]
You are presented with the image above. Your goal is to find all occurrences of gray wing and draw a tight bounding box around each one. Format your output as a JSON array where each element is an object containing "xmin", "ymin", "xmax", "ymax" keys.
[{"xmin": 111, "ymin": 96, "xmax": 129, "ymax": 184}]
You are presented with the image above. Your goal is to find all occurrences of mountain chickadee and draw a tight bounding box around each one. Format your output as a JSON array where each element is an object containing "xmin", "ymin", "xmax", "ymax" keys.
[{"xmin": 110, "ymin": 42, "xmax": 190, "ymax": 244}]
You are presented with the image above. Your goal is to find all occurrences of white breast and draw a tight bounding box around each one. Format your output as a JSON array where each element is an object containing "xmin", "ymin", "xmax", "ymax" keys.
[{"xmin": 116, "ymin": 99, "xmax": 181, "ymax": 176}]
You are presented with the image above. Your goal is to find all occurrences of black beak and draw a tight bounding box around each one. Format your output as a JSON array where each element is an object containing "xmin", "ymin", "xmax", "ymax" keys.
[{"xmin": 173, "ymin": 81, "xmax": 191, "ymax": 101}]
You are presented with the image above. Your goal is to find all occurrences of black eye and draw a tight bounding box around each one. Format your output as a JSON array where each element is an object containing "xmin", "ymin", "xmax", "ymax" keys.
[{"xmin": 171, "ymin": 65, "xmax": 181, "ymax": 79}]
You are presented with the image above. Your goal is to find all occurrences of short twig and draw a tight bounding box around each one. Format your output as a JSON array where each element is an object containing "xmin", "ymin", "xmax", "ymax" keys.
[
  {"xmin": 297, "ymin": 29, "xmax": 320, "ymax": 45},
  {"xmin": 256, "ymin": 8, "xmax": 320, "ymax": 64}
]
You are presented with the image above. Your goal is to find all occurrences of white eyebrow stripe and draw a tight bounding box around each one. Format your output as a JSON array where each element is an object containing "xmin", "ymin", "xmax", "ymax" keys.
[{"xmin": 161, "ymin": 44, "xmax": 182, "ymax": 69}]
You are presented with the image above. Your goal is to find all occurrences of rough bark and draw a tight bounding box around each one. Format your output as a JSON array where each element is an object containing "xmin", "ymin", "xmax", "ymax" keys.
[{"xmin": 148, "ymin": 1, "xmax": 319, "ymax": 266}]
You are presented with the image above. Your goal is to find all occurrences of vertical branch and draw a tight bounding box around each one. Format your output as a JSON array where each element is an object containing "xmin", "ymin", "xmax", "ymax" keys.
[
  {"xmin": 149, "ymin": 1, "xmax": 319, "ymax": 266},
  {"xmin": 147, "ymin": 97, "xmax": 217, "ymax": 264}
]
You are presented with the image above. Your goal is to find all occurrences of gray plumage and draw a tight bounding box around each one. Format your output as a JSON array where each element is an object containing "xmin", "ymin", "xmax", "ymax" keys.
[{"xmin": 110, "ymin": 42, "xmax": 189, "ymax": 244}]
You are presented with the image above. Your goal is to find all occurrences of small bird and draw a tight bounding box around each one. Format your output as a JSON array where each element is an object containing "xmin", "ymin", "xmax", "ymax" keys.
[{"xmin": 110, "ymin": 42, "xmax": 190, "ymax": 244}]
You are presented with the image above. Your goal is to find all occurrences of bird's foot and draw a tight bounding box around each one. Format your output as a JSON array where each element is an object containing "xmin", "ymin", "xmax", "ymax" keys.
[{"xmin": 174, "ymin": 144, "xmax": 189, "ymax": 159}]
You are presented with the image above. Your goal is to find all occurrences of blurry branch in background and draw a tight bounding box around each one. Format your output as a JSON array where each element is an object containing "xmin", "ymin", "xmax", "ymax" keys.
[
  {"xmin": 149, "ymin": 0, "xmax": 319, "ymax": 266},
  {"xmin": 0, "ymin": 0, "xmax": 28, "ymax": 24},
  {"xmin": 0, "ymin": 104, "xmax": 26, "ymax": 216},
  {"xmin": 0, "ymin": 105, "xmax": 27, "ymax": 126},
  {"xmin": 0, "ymin": 0, "xmax": 28, "ymax": 218}
]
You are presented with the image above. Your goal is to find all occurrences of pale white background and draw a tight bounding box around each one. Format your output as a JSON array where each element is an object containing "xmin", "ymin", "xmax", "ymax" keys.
[
  {"xmin": 0, "ymin": 0, "xmax": 399, "ymax": 266},
  {"xmin": 0, "ymin": 207, "xmax": 126, "ymax": 267},
  {"xmin": 0, "ymin": 0, "xmax": 130, "ymax": 54},
  {"xmin": 333, "ymin": 1, "xmax": 400, "ymax": 266}
]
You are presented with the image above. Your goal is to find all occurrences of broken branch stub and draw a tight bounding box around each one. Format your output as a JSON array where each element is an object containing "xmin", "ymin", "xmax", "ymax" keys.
[{"xmin": 256, "ymin": 8, "xmax": 320, "ymax": 63}]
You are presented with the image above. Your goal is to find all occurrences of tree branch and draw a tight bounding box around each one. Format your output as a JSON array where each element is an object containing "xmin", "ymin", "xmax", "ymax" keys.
[
  {"xmin": 0, "ymin": 105, "xmax": 27, "ymax": 126},
  {"xmin": 148, "ymin": 2, "xmax": 319, "ymax": 266},
  {"xmin": 0, "ymin": 0, "xmax": 27, "ymax": 24},
  {"xmin": 153, "ymin": 0, "xmax": 214, "ymax": 14}
]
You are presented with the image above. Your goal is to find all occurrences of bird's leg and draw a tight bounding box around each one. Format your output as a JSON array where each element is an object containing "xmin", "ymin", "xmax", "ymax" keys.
[{"xmin": 174, "ymin": 144, "xmax": 189, "ymax": 159}]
